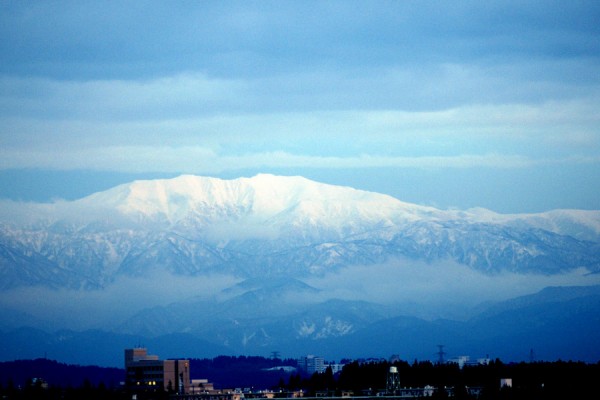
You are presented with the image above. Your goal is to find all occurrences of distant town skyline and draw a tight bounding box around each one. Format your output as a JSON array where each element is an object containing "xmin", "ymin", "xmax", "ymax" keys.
[{"xmin": 1, "ymin": 1, "xmax": 599, "ymax": 213}]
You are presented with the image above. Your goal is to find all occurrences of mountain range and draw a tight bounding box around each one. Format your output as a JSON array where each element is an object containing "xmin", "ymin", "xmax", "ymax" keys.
[
  {"xmin": 1, "ymin": 174, "xmax": 599, "ymax": 365},
  {"xmin": 1, "ymin": 174, "xmax": 599, "ymax": 289},
  {"xmin": 1, "ymin": 283, "xmax": 598, "ymax": 366}
]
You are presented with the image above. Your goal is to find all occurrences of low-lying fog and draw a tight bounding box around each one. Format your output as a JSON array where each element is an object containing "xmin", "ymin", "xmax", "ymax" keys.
[{"xmin": 1, "ymin": 258, "xmax": 598, "ymax": 332}]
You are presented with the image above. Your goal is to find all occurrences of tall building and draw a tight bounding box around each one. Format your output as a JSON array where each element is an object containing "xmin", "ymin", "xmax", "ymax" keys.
[
  {"xmin": 299, "ymin": 355, "xmax": 325, "ymax": 374},
  {"xmin": 125, "ymin": 348, "xmax": 190, "ymax": 394}
]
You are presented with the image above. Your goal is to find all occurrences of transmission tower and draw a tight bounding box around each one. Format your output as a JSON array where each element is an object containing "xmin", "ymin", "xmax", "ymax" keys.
[
  {"xmin": 436, "ymin": 345, "xmax": 446, "ymax": 364},
  {"xmin": 270, "ymin": 351, "xmax": 281, "ymax": 360}
]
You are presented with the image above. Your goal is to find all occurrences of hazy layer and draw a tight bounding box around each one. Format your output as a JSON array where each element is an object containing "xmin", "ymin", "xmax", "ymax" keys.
[{"xmin": 1, "ymin": 258, "xmax": 598, "ymax": 332}]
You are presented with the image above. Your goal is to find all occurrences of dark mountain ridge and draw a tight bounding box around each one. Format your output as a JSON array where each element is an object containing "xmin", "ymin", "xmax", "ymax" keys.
[{"xmin": 2, "ymin": 285, "xmax": 599, "ymax": 366}]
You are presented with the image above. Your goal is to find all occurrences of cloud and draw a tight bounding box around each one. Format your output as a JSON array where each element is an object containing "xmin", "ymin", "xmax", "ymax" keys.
[
  {"xmin": 1, "ymin": 77, "xmax": 599, "ymax": 174},
  {"xmin": 3, "ymin": 58, "xmax": 600, "ymax": 121},
  {"xmin": 3, "ymin": 1, "xmax": 598, "ymax": 80},
  {"xmin": 0, "ymin": 74, "xmax": 247, "ymax": 121},
  {"xmin": 2, "ymin": 142, "xmax": 598, "ymax": 175},
  {"xmin": 0, "ymin": 145, "xmax": 539, "ymax": 173},
  {"xmin": 0, "ymin": 271, "xmax": 241, "ymax": 330},
  {"xmin": 2, "ymin": 257, "xmax": 598, "ymax": 332},
  {"xmin": 304, "ymin": 258, "xmax": 600, "ymax": 309}
]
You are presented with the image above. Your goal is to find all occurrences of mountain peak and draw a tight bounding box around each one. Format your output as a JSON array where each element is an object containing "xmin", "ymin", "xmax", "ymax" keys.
[{"xmin": 77, "ymin": 174, "xmax": 431, "ymax": 228}]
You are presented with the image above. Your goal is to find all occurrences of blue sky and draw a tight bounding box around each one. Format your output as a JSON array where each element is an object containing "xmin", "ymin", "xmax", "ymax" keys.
[{"xmin": 1, "ymin": 1, "xmax": 599, "ymax": 212}]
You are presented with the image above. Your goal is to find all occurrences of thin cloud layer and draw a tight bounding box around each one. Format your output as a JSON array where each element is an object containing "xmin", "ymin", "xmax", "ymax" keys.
[
  {"xmin": 305, "ymin": 259, "xmax": 600, "ymax": 309},
  {"xmin": 0, "ymin": 272, "xmax": 241, "ymax": 330},
  {"xmin": 1, "ymin": 258, "xmax": 598, "ymax": 331},
  {"xmin": 0, "ymin": 146, "xmax": 546, "ymax": 173}
]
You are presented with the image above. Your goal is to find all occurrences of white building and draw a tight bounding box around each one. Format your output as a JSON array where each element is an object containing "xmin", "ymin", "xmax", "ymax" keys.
[
  {"xmin": 299, "ymin": 355, "xmax": 325, "ymax": 374},
  {"xmin": 325, "ymin": 363, "xmax": 345, "ymax": 374},
  {"xmin": 448, "ymin": 355, "xmax": 491, "ymax": 369}
]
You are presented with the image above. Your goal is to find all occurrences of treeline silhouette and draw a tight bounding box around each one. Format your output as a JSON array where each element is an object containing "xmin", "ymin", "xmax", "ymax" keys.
[
  {"xmin": 282, "ymin": 359, "xmax": 600, "ymax": 399},
  {"xmin": 1, "ymin": 357, "xmax": 599, "ymax": 399},
  {"xmin": 190, "ymin": 355, "xmax": 299, "ymax": 388},
  {"xmin": 0, "ymin": 358, "xmax": 125, "ymax": 400},
  {"xmin": 0, "ymin": 358, "xmax": 122, "ymax": 388}
]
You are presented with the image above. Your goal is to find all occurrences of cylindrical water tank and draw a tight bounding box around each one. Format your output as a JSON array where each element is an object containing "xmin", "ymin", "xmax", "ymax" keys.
[{"xmin": 389, "ymin": 366, "xmax": 398, "ymax": 373}]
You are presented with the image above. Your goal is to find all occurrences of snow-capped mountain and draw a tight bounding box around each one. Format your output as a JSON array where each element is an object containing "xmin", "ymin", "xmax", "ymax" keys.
[
  {"xmin": 1, "ymin": 174, "xmax": 599, "ymax": 290},
  {"xmin": 1, "ymin": 176, "xmax": 600, "ymax": 364}
]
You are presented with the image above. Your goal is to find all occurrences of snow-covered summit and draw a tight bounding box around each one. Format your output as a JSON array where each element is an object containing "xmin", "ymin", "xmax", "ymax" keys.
[
  {"xmin": 2, "ymin": 173, "xmax": 598, "ymax": 243},
  {"xmin": 78, "ymin": 174, "xmax": 442, "ymax": 227}
]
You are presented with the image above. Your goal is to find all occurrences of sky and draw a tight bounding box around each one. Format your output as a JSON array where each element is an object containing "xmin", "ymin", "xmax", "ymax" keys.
[{"xmin": 1, "ymin": 1, "xmax": 599, "ymax": 213}]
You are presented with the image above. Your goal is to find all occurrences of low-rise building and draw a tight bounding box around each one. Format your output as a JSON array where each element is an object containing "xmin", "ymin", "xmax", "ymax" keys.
[
  {"xmin": 448, "ymin": 355, "xmax": 491, "ymax": 369},
  {"xmin": 125, "ymin": 348, "xmax": 191, "ymax": 394}
]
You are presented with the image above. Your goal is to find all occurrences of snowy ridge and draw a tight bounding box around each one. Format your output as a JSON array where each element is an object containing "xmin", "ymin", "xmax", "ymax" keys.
[
  {"xmin": 76, "ymin": 174, "xmax": 600, "ymax": 241},
  {"xmin": 1, "ymin": 174, "xmax": 600, "ymax": 289},
  {"xmin": 79, "ymin": 174, "xmax": 444, "ymax": 230},
  {"xmin": 465, "ymin": 207, "xmax": 600, "ymax": 242}
]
